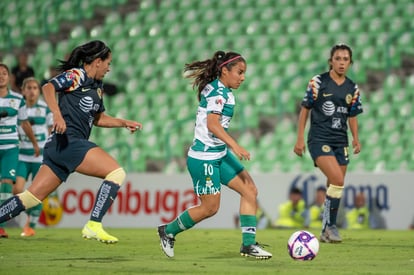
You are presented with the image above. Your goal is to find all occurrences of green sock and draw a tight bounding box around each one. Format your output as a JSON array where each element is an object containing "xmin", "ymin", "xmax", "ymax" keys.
[
  {"xmin": 26, "ymin": 203, "xmax": 43, "ymax": 229},
  {"xmin": 240, "ymin": 215, "xmax": 257, "ymax": 246},
  {"xmin": 166, "ymin": 210, "xmax": 196, "ymax": 236},
  {"xmin": 0, "ymin": 183, "xmax": 13, "ymax": 228}
]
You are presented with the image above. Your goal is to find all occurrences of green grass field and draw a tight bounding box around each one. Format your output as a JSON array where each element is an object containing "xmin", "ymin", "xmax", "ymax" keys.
[{"xmin": 0, "ymin": 228, "xmax": 413, "ymax": 274}]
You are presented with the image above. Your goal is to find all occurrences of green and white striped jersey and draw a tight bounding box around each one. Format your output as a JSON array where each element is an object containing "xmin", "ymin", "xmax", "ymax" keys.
[
  {"xmin": 0, "ymin": 90, "xmax": 28, "ymax": 150},
  {"xmin": 18, "ymin": 99, "xmax": 53, "ymax": 163},
  {"xmin": 188, "ymin": 79, "xmax": 235, "ymax": 160}
]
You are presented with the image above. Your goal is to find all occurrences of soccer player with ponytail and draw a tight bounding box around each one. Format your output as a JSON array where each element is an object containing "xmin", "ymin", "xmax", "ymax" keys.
[
  {"xmin": 157, "ymin": 51, "xmax": 272, "ymax": 259},
  {"xmin": 0, "ymin": 40, "xmax": 142, "ymax": 243}
]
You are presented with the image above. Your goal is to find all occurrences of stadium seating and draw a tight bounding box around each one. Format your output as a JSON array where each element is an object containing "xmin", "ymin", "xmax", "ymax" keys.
[{"xmin": 0, "ymin": 0, "xmax": 412, "ymax": 173}]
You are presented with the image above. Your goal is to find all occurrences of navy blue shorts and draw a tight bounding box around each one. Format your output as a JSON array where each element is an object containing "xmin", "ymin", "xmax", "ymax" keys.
[
  {"xmin": 43, "ymin": 134, "xmax": 97, "ymax": 181},
  {"xmin": 308, "ymin": 143, "xmax": 349, "ymax": 166}
]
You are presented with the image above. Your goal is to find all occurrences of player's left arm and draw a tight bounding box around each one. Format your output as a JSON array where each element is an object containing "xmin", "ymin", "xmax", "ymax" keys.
[
  {"xmin": 93, "ymin": 112, "xmax": 142, "ymax": 133},
  {"xmin": 348, "ymin": 85, "xmax": 363, "ymax": 154},
  {"xmin": 348, "ymin": 116, "xmax": 360, "ymax": 154},
  {"xmin": 21, "ymin": 120, "xmax": 40, "ymax": 156}
]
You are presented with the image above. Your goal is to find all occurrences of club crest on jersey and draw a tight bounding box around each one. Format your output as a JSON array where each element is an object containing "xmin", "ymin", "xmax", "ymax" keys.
[
  {"xmin": 322, "ymin": 145, "xmax": 331, "ymax": 152},
  {"xmin": 345, "ymin": 94, "xmax": 352, "ymax": 104},
  {"xmin": 8, "ymin": 99, "xmax": 17, "ymax": 109},
  {"xmin": 65, "ymin": 71, "xmax": 75, "ymax": 81}
]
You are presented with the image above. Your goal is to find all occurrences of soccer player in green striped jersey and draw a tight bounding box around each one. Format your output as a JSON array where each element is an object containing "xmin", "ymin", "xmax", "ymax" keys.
[
  {"xmin": 0, "ymin": 64, "xmax": 39, "ymax": 238},
  {"xmin": 158, "ymin": 51, "xmax": 272, "ymax": 260},
  {"xmin": 14, "ymin": 77, "xmax": 53, "ymax": 237}
]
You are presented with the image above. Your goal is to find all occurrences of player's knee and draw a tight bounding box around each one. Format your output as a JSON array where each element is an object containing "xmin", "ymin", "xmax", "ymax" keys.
[
  {"xmin": 105, "ymin": 167, "xmax": 126, "ymax": 186},
  {"xmin": 17, "ymin": 190, "xmax": 41, "ymax": 209},
  {"xmin": 202, "ymin": 200, "xmax": 220, "ymax": 218},
  {"xmin": 242, "ymin": 181, "xmax": 258, "ymax": 201},
  {"xmin": 205, "ymin": 206, "xmax": 219, "ymax": 218},
  {"xmin": 327, "ymin": 184, "xmax": 344, "ymax": 199}
]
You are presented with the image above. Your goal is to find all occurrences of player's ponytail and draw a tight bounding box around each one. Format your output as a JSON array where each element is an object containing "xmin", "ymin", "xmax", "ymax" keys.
[
  {"xmin": 57, "ymin": 40, "xmax": 111, "ymax": 72},
  {"xmin": 184, "ymin": 50, "xmax": 244, "ymax": 101}
]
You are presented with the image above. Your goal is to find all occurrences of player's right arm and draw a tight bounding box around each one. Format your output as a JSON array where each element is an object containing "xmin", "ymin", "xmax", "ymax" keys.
[
  {"xmin": 42, "ymin": 83, "xmax": 66, "ymax": 134},
  {"xmin": 293, "ymin": 106, "xmax": 310, "ymax": 157},
  {"xmin": 207, "ymin": 113, "xmax": 250, "ymax": 160}
]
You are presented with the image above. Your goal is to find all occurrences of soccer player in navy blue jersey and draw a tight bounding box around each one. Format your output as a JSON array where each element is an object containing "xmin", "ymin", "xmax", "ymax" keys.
[
  {"xmin": 294, "ymin": 44, "xmax": 363, "ymax": 243},
  {"xmin": 0, "ymin": 40, "xmax": 142, "ymax": 243}
]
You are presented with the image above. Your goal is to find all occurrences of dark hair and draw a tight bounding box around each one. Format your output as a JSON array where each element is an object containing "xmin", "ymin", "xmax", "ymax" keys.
[
  {"xmin": 316, "ymin": 186, "xmax": 327, "ymax": 192},
  {"xmin": 184, "ymin": 51, "xmax": 245, "ymax": 101},
  {"xmin": 0, "ymin": 63, "xmax": 10, "ymax": 74},
  {"xmin": 289, "ymin": 187, "xmax": 302, "ymax": 195},
  {"xmin": 329, "ymin": 43, "xmax": 353, "ymax": 70},
  {"xmin": 57, "ymin": 40, "xmax": 111, "ymax": 72}
]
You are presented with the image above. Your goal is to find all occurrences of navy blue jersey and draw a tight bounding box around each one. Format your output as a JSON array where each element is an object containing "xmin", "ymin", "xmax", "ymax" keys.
[
  {"xmin": 49, "ymin": 68, "xmax": 105, "ymax": 139},
  {"xmin": 301, "ymin": 72, "xmax": 363, "ymax": 146}
]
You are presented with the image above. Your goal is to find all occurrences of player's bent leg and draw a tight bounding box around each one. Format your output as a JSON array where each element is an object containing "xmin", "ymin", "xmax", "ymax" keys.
[
  {"xmin": 157, "ymin": 224, "xmax": 176, "ymax": 258},
  {"xmin": 227, "ymin": 171, "xmax": 272, "ymax": 259},
  {"xmin": 0, "ymin": 189, "xmax": 42, "ymax": 237},
  {"xmin": 240, "ymin": 243, "xmax": 272, "ymax": 260},
  {"xmin": 0, "ymin": 180, "xmax": 14, "ymax": 237},
  {"xmin": 21, "ymin": 203, "xmax": 43, "ymax": 237},
  {"xmin": 82, "ymin": 221, "xmax": 118, "ymax": 244},
  {"xmin": 81, "ymin": 167, "xmax": 126, "ymax": 244},
  {"xmin": 157, "ymin": 195, "xmax": 219, "ymax": 258}
]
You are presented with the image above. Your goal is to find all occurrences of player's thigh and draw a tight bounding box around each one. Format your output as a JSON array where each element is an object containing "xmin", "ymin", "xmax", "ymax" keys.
[
  {"xmin": 0, "ymin": 147, "xmax": 19, "ymax": 183},
  {"xmin": 75, "ymin": 147, "xmax": 120, "ymax": 179},
  {"xmin": 315, "ymin": 156, "xmax": 344, "ymax": 185},
  {"xmin": 187, "ymin": 157, "xmax": 222, "ymax": 196}
]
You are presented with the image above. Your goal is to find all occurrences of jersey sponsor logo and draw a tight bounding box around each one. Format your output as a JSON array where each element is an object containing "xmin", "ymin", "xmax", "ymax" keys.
[
  {"xmin": 321, "ymin": 101, "xmax": 335, "ymax": 116},
  {"xmin": 0, "ymin": 128, "xmax": 12, "ymax": 133},
  {"xmin": 336, "ymin": 106, "xmax": 348, "ymax": 114},
  {"xmin": 332, "ymin": 117, "xmax": 342, "ymax": 129},
  {"xmin": 81, "ymin": 87, "xmax": 91, "ymax": 92},
  {"xmin": 79, "ymin": 96, "xmax": 94, "ymax": 112},
  {"xmin": 322, "ymin": 93, "xmax": 333, "ymax": 97}
]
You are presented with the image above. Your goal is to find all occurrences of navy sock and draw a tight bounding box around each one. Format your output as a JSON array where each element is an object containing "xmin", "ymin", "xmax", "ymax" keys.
[
  {"xmin": 329, "ymin": 196, "xmax": 340, "ymax": 226},
  {"xmin": 322, "ymin": 196, "xmax": 341, "ymax": 231},
  {"xmin": 90, "ymin": 180, "xmax": 120, "ymax": 222},
  {"xmin": 0, "ymin": 196, "xmax": 25, "ymax": 224}
]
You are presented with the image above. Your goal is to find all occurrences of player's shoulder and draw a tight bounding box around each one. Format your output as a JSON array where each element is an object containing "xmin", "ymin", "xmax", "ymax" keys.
[
  {"xmin": 36, "ymin": 99, "xmax": 48, "ymax": 108},
  {"xmin": 8, "ymin": 90, "xmax": 24, "ymax": 99},
  {"xmin": 344, "ymin": 76, "xmax": 357, "ymax": 88},
  {"xmin": 315, "ymin": 72, "xmax": 331, "ymax": 82},
  {"xmin": 65, "ymin": 68, "xmax": 87, "ymax": 82},
  {"xmin": 202, "ymin": 79, "xmax": 229, "ymax": 98}
]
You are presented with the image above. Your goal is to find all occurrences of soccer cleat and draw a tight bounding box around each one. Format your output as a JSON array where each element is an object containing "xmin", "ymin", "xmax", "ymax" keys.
[
  {"xmin": 21, "ymin": 226, "xmax": 36, "ymax": 237},
  {"xmin": 157, "ymin": 224, "xmax": 175, "ymax": 258},
  {"xmin": 0, "ymin": 228, "xmax": 8, "ymax": 238},
  {"xmin": 82, "ymin": 221, "xmax": 118, "ymax": 244},
  {"xmin": 240, "ymin": 242, "xmax": 272, "ymax": 260},
  {"xmin": 320, "ymin": 225, "xmax": 342, "ymax": 243}
]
